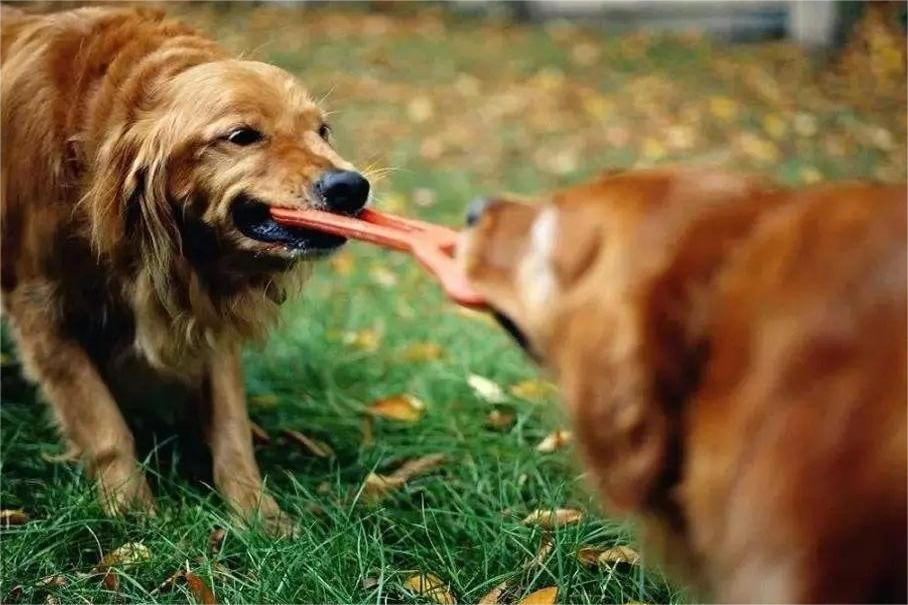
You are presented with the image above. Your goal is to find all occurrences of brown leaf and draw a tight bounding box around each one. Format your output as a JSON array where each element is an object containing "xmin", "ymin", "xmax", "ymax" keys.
[
  {"xmin": 281, "ymin": 429, "xmax": 335, "ymax": 458},
  {"xmin": 523, "ymin": 534, "xmax": 553, "ymax": 569},
  {"xmin": 535, "ymin": 430, "xmax": 572, "ymax": 453},
  {"xmin": 102, "ymin": 570, "xmax": 119, "ymax": 592},
  {"xmin": 403, "ymin": 573, "xmax": 455, "ymax": 605},
  {"xmin": 477, "ymin": 580, "xmax": 509, "ymax": 605},
  {"xmin": 577, "ymin": 545, "xmax": 640, "ymax": 567},
  {"xmin": 362, "ymin": 454, "xmax": 446, "ymax": 502},
  {"xmin": 209, "ymin": 527, "xmax": 226, "ymax": 554},
  {"xmin": 402, "ymin": 341, "xmax": 445, "ymax": 362},
  {"xmin": 361, "ymin": 416, "xmax": 375, "ymax": 447},
  {"xmin": 249, "ymin": 393, "xmax": 279, "ymax": 410},
  {"xmin": 485, "ymin": 409, "xmax": 516, "ymax": 430},
  {"xmin": 518, "ymin": 586, "xmax": 558, "ymax": 605},
  {"xmin": 521, "ymin": 509, "xmax": 583, "ymax": 529},
  {"xmin": 367, "ymin": 394, "xmax": 425, "ymax": 422},
  {"xmin": 249, "ymin": 421, "xmax": 271, "ymax": 445},
  {"xmin": 185, "ymin": 572, "xmax": 217, "ymax": 605},
  {"xmin": 0, "ymin": 509, "xmax": 28, "ymax": 527},
  {"xmin": 509, "ymin": 379, "xmax": 556, "ymax": 401},
  {"xmin": 36, "ymin": 576, "xmax": 67, "ymax": 588}
]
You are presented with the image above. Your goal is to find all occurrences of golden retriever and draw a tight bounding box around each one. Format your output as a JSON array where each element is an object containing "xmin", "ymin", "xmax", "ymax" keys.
[
  {"xmin": 1, "ymin": 5, "xmax": 370, "ymax": 533},
  {"xmin": 459, "ymin": 167, "xmax": 907, "ymax": 602}
]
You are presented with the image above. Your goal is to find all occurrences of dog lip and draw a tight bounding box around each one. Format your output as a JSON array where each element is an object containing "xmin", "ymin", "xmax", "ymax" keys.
[{"xmin": 230, "ymin": 195, "xmax": 348, "ymax": 253}]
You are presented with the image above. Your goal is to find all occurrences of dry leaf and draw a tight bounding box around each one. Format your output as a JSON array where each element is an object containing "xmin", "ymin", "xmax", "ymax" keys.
[
  {"xmin": 518, "ymin": 586, "xmax": 558, "ymax": 605},
  {"xmin": 477, "ymin": 580, "xmax": 509, "ymax": 605},
  {"xmin": 249, "ymin": 421, "xmax": 271, "ymax": 445},
  {"xmin": 361, "ymin": 576, "xmax": 380, "ymax": 590},
  {"xmin": 362, "ymin": 454, "xmax": 445, "ymax": 501},
  {"xmin": 185, "ymin": 572, "xmax": 217, "ymax": 605},
  {"xmin": 403, "ymin": 573, "xmax": 455, "ymax": 605},
  {"xmin": 468, "ymin": 374, "xmax": 506, "ymax": 403},
  {"xmin": 344, "ymin": 328, "xmax": 381, "ymax": 352},
  {"xmin": 577, "ymin": 545, "xmax": 640, "ymax": 567},
  {"xmin": 521, "ymin": 509, "xmax": 583, "ymax": 529},
  {"xmin": 454, "ymin": 306, "xmax": 496, "ymax": 325},
  {"xmin": 535, "ymin": 430, "xmax": 572, "ymax": 453},
  {"xmin": 99, "ymin": 542, "xmax": 151, "ymax": 569},
  {"xmin": 102, "ymin": 570, "xmax": 119, "ymax": 592},
  {"xmin": 370, "ymin": 265, "xmax": 398, "ymax": 287},
  {"xmin": 209, "ymin": 527, "xmax": 226, "ymax": 554},
  {"xmin": 509, "ymin": 379, "xmax": 556, "ymax": 401},
  {"xmin": 367, "ymin": 394, "xmax": 425, "ymax": 422},
  {"xmin": 485, "ymin": 409, "xmax": 516, "ymax": 430},
  {"xmin": 0, "ymin": 509, "xmax": 28, "ymax": 527},
  {"xmin": 402, "ymin": 341, "xmax": 444, "ymax": 362},
  {"xmin": 249, "ymin": 393, "xmax": 279, "ymax": 409},
  {"xmin": 523, "ymin": 534, "xmax": 553, "ymax": 569},
  {"xmin": 281, "ymin": 429, "xmax": 335, "ymax": 458},
  {"xmin": 329, "ymin": 251, "xmax": 355, "ymax": 275},
  {"xmin": 361, "ymin": 416, "xmax": 375, "ymax": 447}
]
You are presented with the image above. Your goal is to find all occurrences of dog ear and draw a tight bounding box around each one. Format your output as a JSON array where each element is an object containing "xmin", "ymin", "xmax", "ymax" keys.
[{"xmin": 83, "ymin": 124, "xmax": 181, "ymax": 269}]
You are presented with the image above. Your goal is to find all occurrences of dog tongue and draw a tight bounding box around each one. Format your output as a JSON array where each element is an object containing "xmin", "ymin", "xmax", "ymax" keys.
[{"xmin": 269, "ymin": 207, "xmax": 486, "ymax": 308}]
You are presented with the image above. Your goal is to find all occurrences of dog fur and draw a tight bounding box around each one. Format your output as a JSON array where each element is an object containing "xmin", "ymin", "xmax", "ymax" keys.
[
  {"xmin": 1, "ymin": 5, "xmax": 360, "ymax": 532},
  {"xmin": 460, "ymin": 167, "xmax": 907, "ymax": 602}
]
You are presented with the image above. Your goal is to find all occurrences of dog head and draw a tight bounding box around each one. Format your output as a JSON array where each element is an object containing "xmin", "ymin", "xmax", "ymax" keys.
[
  {"xmin": 87, "ymin": 59, "xmax": 369, "ymax": 275},
  {"xmin": 459, "ymin": 168, "xmax": 770, "ymax": 511}
]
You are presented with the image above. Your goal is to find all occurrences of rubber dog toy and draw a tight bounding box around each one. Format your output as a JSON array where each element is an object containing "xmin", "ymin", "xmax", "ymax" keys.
[{"xmin": 269, "ymin": 207, "xmax": 486, "ymax": 308}]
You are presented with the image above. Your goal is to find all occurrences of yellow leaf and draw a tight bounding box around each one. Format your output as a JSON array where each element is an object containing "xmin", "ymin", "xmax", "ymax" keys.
[
  {"xmin": 407, "ymin": 96, "xmax": 435, "ymax": 123},
  {"xmin": 535, "ymin": 430, "xmax": 572, "ymax": 453},
  {"xmin": 329, "ymin": 251, "xmax": 355, "ymax": 276},
  {"xmin": 708, "ymin": 96, "xmax": 737, "ymax": 121},
  {"xmin": 367, "ymin": 394, "xmax": 425, "ymax": 422},
  {"xmin": 370, "ymin": 264, "xmax": 398, "ymax": 288},
  {"xmin": 485, "ymin": 409, "xmax": 516, "ymax": 430},
  {"xmin": 793, "ymin": 112, "xmax": 818, "ymax": 137},
  {"xmin": 582, "ymin": 94, "xmax": 613, "ymax": 119},
  {"xmin": 509, "ymin": 379, "xmax": 556, "ymax": 401},
  {"xmin": 738, "ymin": 133, "xmax": 779, "ymax": 163},
  {"xmin": 402, "ymin": 342, "xmax": 445, "ymax": 362},
  {"xmin": 344, "ymin": 329, "xmax": 381, "ymax": 352},
  {"xmin": 468, "ymin": 374, "xmax": 506, "ymax": 403},
  {"xmin": 522, "ymin": 509, "xmax": 583, "ymax": 529},
  {"xmin": 577, "ymin": 545, "xmax": 640, "ymax": 567},
  {"xmin": 404, "ymin": 573, "xmax": 456, "ymax": 605},
  {"xmin": 249, "ymin": 394, "xmax": 279, "ymax": 410},
  {"xmin": 0, "ymin": 509, "xmax": 28, "ymax": 526},
  {"xmin": 99, "ymin": 543, "xmax": 151, "ymax": 570},
  {"xmin": 799, "ymin": 167, "xmax": 823, "ymax": 184},
  {"xmin": 641, "ymin": 138, "xmax": 666, "ymax": 160},
  {"xmin": 281, "ymin": 429, "xmax": 335, "ymax": 458},
  {"xmin": 762, "ymin": 114, "xmax": 788, "ymax": 140},
  {"xmin": 518, "ymin": 586, "xmax": 558, "ymax": 605},
  {"xmin": 381, "ymin": 192, "xmax": 409, "ymax": 214},
  {"xmin": 523, "ymin": 534, "xmax": 553, "ymax": 569},
  {"xmin": 454, "ymin": 307, "xmax": 496, "ymax": 325}
]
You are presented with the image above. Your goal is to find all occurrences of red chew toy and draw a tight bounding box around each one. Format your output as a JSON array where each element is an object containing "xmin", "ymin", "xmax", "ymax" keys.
[{"xmin": 269, "ymin": 207, "xmax": 486, "ymax": 308}]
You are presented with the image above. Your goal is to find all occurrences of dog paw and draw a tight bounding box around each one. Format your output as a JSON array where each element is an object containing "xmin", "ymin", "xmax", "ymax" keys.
[
  {"xmin": 95, "ymin": 457, "xmax": 155, "ymax": 516},
  {"xmin": 225, "ymin": 488, "xmax": 297, "ymax": 538}
]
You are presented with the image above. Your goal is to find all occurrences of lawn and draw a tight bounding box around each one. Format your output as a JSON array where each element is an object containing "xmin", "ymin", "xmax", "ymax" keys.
[{"xmin": 1, "ymin": 4, "xmax": 905, "ymax": 604}]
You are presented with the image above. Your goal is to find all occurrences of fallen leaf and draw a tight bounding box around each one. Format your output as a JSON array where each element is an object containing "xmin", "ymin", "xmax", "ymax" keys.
[
  {"xmin": 577, "ymin": 545, "xmax": 640, "ymax": 567},
  {"xmin": 477, "ymin": 580, "xmax": 509, "ymax": 604},
  {"xmin": 0, "ymin": 509, "xmax": 28, "ymax": 527},
  {"xmin": 36, "ymin": 576, "xmax": 67, "ymax": 588},
  {"xmin": 521, "ymin": 509, "xmax": 583, "ymax": 529},
  {"xmin": 362, "ymin": 454, "xmax": 446, "ymax": 501},
  {"xmin": 249, "ymin": 421, "xmax": 271, "ymax": 445},
  {"xmin": 518, "ymin": 586, "xmax": 558, "ymax": 605},
  {"xmin": 329, "ymin": 251, "xmax": 355, "ymax": 275},
  {"xmin": 101, "ymin": 570, "xmax": 119, "ymax": 592},
  {"xmin": 367, "ymin": 394, "xmax": 425, "ymax": 422},
  {"xmin": 98, "ymin": 542, "xmax": 151, "ymax": 569},
  {"xmin": 454, "ymin": 306, "xmax": 496, "ymax": 325},
  {"xmin": 344, "ymin": 328, "xmax": 382, "ymax": 353},
  {"xmin": 370, "ymin": 264, "xmax": 398, "ymax": 287},
  {"xmin": 485, "ymin": 409, "xmax": 516, "ymax": 430},
  {"xmin": 361, "ymin": 416, "xmax": 375, "ymax": 447},
  {"xmin": 209, "ymin": 527, "xmax": 226, "ymax": 554},
  {"xmin": 403, "ymin": 573, "xmax": 455, "ymax": 605},
  {"xmin": 281, "ymin": 429, "xmax": 335, "ymax": 458},
  {"xmin": 361, "ymin": 576, "xmax": 380, "ymax": 590},
  {"xmin": 509, "ymin": 379, "xmax": 556, "ymax": 401},
  {"xmin": 641, "ymin": 138, "xmax": 666, "ymax": 160},
  {"xmin": 402, "ymin": 341, "xmax": 445, "ymax": 362},
  {"xmin": 468, "ymin": 374, "xmax": 506, "ymax": 403},
  {"xmin": 412, "ymin": 188, "xmax": 436, "ymax": 207},
  {"xmin": 523, "ymin": 534, "xmax": 553, "ymax": 569},
  {"xmin": 535, "ymin": 430, "xmax": 572, "ymax": 453},
  {"xmin": 185, "ymin": 572, "xmax": 217, "ymax": 605},
  {"xmin": 708, "ymin": 96, "xmax": 737, "ymax": 120}
]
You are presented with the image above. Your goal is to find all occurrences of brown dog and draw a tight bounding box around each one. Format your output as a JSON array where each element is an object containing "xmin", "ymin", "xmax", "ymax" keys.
[
  {"xmin": 460, "ymin": 167, "xmax": 907, "ymax": 602},
  {"xmin": 1, "ymin": 5, "xmax": 370, "ymax": 533}
]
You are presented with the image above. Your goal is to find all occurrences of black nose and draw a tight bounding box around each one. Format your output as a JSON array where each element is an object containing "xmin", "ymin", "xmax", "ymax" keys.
[
  {"xmin": 314, "ymin": 170, "xmax": 370, "ymax": 214},
  {"xmin": 465, "ymin": 196, "xmax": 490, "ymax": 227}
]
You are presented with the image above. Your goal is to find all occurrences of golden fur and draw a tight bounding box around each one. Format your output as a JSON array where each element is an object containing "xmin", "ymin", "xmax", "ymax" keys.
[
  {"xmin": 1, "ymin": 5, "xmax": 359, "ymax": 532},
  {"xmin": 460, "ymin": 167, "xmax": 907, "ymax": 602}
]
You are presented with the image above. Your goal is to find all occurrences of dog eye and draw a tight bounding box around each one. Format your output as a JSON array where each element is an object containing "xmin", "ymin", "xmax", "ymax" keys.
[
  {"xmin": 225, "ymin": 128, "xmax": 263, "ymax": 146},
  {"xmin": 318, "ymin": 123, "xmax": 331, "ymax": 141}
]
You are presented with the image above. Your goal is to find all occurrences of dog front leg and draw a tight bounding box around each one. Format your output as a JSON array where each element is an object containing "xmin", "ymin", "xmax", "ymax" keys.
[
  {"xmin": 207, "ymin": 346, "xmax": 293, "ymax": 536},
  {"xmin": 6, "ymin": 289, "xmax": 153, "ymax": 515}
]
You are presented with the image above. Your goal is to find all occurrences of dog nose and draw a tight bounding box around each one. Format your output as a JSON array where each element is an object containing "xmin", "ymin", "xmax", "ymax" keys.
[
  {"xmin": 465, "ymin": 197, "xmax": 490, "ymax": 227},
  {"xmin": 315, "ymin": 170, "xmax": 370, "ymax": 214}
]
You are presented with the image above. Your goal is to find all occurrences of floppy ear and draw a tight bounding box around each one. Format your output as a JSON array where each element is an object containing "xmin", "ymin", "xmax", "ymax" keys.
[{"xmin": 83, "ymin": 124, "xmax": 181, "ymax": 269}]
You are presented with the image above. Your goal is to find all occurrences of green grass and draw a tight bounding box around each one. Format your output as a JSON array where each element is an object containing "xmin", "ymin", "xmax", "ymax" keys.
[{"xmin": 2, "ymin": 4, "xmax": 905, "ymax": 604}]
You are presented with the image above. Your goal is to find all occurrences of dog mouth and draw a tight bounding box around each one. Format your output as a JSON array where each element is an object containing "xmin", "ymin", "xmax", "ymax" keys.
[
  {"xmin": 492, "ymin": 310, "xmax": 539, "ymax": 362},
  {"xmin": 231, "ymin": 197, "xmax": 348, "ymax": 256}
]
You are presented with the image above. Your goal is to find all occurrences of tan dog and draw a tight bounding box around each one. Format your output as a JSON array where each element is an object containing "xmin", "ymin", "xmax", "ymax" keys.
[
  {"xmin": 460, "ymin": 167, "xmax": 907, "ymax": 602},
  {"xmin": 1, "ymin": 5, "xmax": 370, "ymax": 533}
]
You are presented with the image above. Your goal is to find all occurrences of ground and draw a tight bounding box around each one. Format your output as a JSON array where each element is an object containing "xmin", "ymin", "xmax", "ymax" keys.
[{"xmin": 1, "ymin": 4, "xmax": 905, "ymax": 604}]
